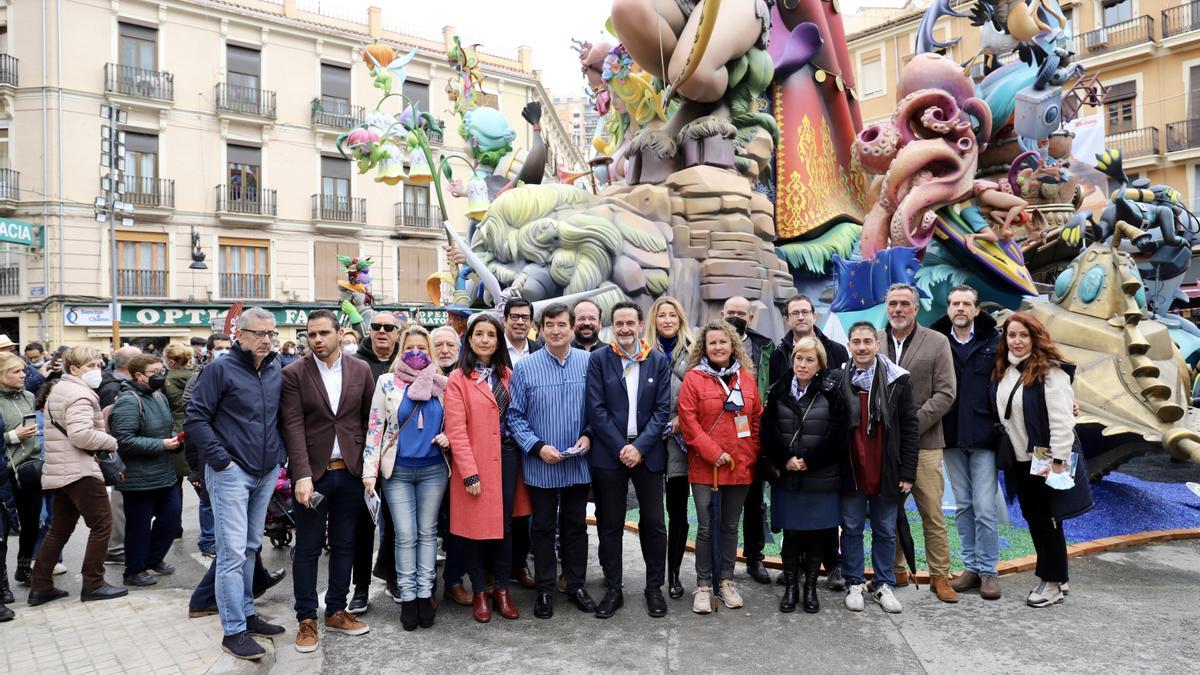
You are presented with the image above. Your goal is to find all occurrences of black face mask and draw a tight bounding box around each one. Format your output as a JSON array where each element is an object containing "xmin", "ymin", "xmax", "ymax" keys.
[
  {"xmin": 725, "ymin": 316, "xmax": 747, "ymax": 337},
  {"xmin": 148, "ymin": 372, "xmax": 167, "ymax": 391}
]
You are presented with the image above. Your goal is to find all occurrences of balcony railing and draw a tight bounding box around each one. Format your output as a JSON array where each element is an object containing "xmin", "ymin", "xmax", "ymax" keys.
[
  {"xmin": 1167, "ymin": 119, "xmax": 1200, "ymax": 152},
  {"xmin": 426, "ymin": 125, "xmax": 444, "ymax": 144},
  {"xmin": 0, "ymin": 266, "xmax": 18, "ymax": 296},
  {"xmin": 311, "ymin": 96, "xmax": 365, "ymax": 128},
  {"xmin": 0, "ymin": 54, "xmax": 17, "ymax": 87},
  {"xmin": 219, "ymin": 272, "xmax": 269, "ymax": 300},
  {"xmin": 215, "ymin": 83, "xmax": 277, "ymax": 119},
  {"xmin": 311, "ymin": 194, "xmax": 367, "ymax": 223},
  {"xmin": 104, "ymin": 63, "xmax": 174, "ymax": 101},
  {"xmin": 117, "ymin": 269, "xmax": 167, "ymax": 297},
  {"xmin": 215, "ymin": 184, "xmax": 277, "ymax": 216},
  {"xmin": 1076, "ymin": 16, "xmax": 1156, "ymax": 57},
  {"xmin": 0, "ymin": 169, "xmax": 18, "ymax": 201},
  {"xmin": 394, "ymin": 202, "xmax": 443, "ymax": 230},
  {"xmin": 121, "ymin": 176, "xmax": 175, "ymax": 209},
  {"xmin": 1106, "ymin": 126, "xmax": 1160, "ymax": 159},
  {"xmin": 1163, "ymin": 2, "xmax": 1200, "ymax": 38},
  {"xmin": 969, "ymin": 52, "xmax": 1019, "ymax": 80}
]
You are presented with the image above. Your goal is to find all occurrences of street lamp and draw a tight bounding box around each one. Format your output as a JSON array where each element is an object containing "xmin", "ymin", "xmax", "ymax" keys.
[{"xmin": 97, "ymin": 104, "xmax": 130, "ymax": 352}]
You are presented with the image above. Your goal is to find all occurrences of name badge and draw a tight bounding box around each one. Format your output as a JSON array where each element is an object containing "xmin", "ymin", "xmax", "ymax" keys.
[{"xmin": 734, "ymin": 415, "xmax": 750, "ymax": 439}]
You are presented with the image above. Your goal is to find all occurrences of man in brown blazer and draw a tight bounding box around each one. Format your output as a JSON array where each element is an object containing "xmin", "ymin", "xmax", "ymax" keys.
[
  {"xmin": 281, "ymin": 309, "xmax": 375, "ymax": 652},
  {"xmin": 878, "ymin": 284, "xmax": 959, "ymax": 603}
]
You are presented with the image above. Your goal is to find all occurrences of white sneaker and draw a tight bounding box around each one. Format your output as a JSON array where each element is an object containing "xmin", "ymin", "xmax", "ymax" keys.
[
  {"xmin": 871, "ymin": 584, "xmax": 903, "ymax": 613},
  {"xmin": 1060, "ymin": 581, "xmax": 1070, "ymax": 596},
  {"xmin": 718, "ymin": 580, "xmax": 743, "ymax": 608},
  {"xmin": 53, "ymin": 563, "xmax": 67, "ymax": 575},
  {"xmin": 1026, "ymin": 581, "xmax": 1063, "ymax": 608},
  {"xmin": 692, "ymin": 586, "xmax": 713, "ymax": 614},
  {"xmin": 845, "ymin": 583, "xmax": 866, "ymax": 612}
]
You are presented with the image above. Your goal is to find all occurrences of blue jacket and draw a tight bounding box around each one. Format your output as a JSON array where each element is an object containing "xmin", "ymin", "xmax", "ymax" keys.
[
  {"xmin": 184, "ymin": 341, "xmax": 286, "ymax": 477},
  {"xmin": 585, "ymin": 345, "xmax": 672, "ymax": 473},
  {"xmin": 931, "ymin": 312, "xmax": 1000, "ymax": 449},
  {"xmin": 24, "ymin": 363, "xmax": 45, "ymax": 396}
]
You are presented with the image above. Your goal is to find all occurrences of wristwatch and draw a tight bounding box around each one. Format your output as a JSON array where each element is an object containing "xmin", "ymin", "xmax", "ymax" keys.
[{"xmin": 1051, "ymin": 458, "xmax": 1065, "ymax": 466}]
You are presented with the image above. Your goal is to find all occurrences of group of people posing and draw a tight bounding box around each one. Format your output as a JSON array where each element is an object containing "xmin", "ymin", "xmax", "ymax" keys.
[{"xmin": 7, "ymin": 282, "xmax": 1079, "ymax": 662}]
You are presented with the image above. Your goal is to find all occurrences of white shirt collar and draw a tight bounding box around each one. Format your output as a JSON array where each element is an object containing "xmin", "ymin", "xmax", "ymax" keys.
[{"xmin": 313, "ymin": 353, "xmax": 343, "ymax": 372}]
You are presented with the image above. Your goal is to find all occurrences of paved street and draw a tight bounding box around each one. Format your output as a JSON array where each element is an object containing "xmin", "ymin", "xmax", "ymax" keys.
[{"xmin": 3, "ymin": 486, "xmax": 1199, "ymax": 674}]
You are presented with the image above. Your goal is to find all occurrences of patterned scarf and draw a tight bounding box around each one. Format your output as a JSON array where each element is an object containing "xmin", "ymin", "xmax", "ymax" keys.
[
  {"xmin": 693, "ymin": 357, "xmax": 741, "ymax": 380},
  {"xmin": 611, "ymin": 338, "xmax": 652, "ymax": 378},
  {"xmin": 473, "ymin": 361, "xmax": 495, "ymax": 386}
]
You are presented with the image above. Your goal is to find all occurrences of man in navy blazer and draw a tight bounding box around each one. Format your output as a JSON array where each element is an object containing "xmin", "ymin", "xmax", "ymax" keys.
[{"xmin": 585, "ymin": 301, "xmax": 672, "ymax": 619}]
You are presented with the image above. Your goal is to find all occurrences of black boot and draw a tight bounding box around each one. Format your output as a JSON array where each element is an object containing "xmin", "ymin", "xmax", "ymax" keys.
[
  {"xmin": 802, "ymin": 556, "xmax": 821, "ymax": 614},
  {"xmin": 0, "ymin": 603, "xmax": 13, "ymax": 622},
  {"xmin": 14, "ymin": 558, "xmax": 31, "ymax": 587},
  {"xmin": 668, "ymin": 570, "xmax": 684, "ymax": 599},
  {"xmin": 779, "ymin": 570, "xmax": 799, "ymax": 613},
  {"xmin": 416, "ymin": 596, "xmax": 435, "ymax": 628},
  {"xmin": 400, "ymin": 600, "xmax": 419, "ymax": 631},
  {"xmin": 0, "ymin": 550, "xmax": 13, "ymax": 605}
]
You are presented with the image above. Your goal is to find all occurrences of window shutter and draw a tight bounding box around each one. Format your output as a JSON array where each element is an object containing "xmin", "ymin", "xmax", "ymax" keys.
[{"xmin": 321, "ymin": 64, "xmax": 351, "ymax": 99}]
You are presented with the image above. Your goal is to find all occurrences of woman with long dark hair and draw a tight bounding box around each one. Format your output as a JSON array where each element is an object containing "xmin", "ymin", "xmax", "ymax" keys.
[{"xmin": 992, "ymin": 312, "xmax": 1075, "ymax": 608}]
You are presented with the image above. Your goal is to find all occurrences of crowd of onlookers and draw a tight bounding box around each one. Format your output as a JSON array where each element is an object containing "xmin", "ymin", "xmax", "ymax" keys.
[{"xmin": 0, "ymin": 284, "xmax": 1081, "ymax": 663}]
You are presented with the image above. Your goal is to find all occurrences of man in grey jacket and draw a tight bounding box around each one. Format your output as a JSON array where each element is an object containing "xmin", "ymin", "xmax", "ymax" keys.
[{"xmin": 878, "ymin": 284, "xmax": 959, "ymax": 603}]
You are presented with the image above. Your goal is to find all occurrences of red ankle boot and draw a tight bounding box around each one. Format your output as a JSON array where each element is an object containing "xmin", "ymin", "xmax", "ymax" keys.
[
  {"xmin": 493, "ymin": 588, "xmax": 519, "ymax": 620},
  {"xmin": 472, "ymin": 592, "xmax": 492, "ymax": 623}
]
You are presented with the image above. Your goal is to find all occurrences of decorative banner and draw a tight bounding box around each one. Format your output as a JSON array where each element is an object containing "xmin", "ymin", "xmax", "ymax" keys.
[{"xmin": 64, "ymin": 304, "xmax": 448, "ymax": 329}]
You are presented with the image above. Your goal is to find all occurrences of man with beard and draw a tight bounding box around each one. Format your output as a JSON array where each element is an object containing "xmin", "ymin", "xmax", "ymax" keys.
[
  {"xmin": 720, "ymin": 296, "xmax": 774, "ymax": 585},
  {"xmin": 878, "ymin": 284, "xmax": 958, "ymax": 603},
  {"xmin": 571, "ymin": 300, "xmax": 603, "ymax": 352},
  {"xmin": 430, "ymin": 325, "xmax": 472, "ymax": 606}
]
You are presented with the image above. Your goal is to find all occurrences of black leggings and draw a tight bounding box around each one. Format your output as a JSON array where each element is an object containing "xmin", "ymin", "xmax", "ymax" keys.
[
  {"xmin": 12, "ymin": 480, "xmax": 43, "ymax": 560},
  {"xmin": 781, "ymin": 528, "xmax": 834, "ymax": 576},
  {"xmin": 665, "ymin": 476, "xmax": 690, "ymax": 578}
]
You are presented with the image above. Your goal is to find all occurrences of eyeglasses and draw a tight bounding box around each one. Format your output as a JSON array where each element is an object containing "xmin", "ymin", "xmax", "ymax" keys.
[
  {"xmin": 241, "ymin": 329, "xmax": 279, "ymax": 341},
  {"xmin": 370, "ymin": 323, "xmax": 399, "ymax": 333},
  {"xmin": 506, "ymin": 314, "xmax": 532, "ymax": 324},
  {"xmin": 787, "ymin": 310, "xmax": 813, "ymax": 318}
]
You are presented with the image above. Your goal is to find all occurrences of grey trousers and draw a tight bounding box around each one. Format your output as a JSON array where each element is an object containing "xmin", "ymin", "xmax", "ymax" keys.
[
  {"xmin": 690, "ymin": 483, "xmax": 749, "ymax": 588},
  {"xmin": 108, "ymin": 488, "xmax": 125, "ymax": 555}
]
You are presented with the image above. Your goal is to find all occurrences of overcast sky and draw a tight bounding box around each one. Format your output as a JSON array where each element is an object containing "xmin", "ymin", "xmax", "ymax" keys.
[{"xmin": 339, "ymin": 0, "xmax": 877, "ymax": 97}]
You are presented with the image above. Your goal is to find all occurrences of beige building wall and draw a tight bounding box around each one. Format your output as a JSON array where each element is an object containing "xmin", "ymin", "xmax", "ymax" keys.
[
  {"xmin": 0, "ymin": 0, "xmax": 579, "ymax": 350},
  {"xmin": 848, "ymin": 0, "xmax": 1200, "ymax": 208}
]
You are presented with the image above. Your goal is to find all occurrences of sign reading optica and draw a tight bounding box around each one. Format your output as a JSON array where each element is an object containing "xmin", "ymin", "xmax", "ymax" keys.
[
  {"xmin": 0, "ymin": 219, "xmax": 43, "ymax": 248},
  {"xmin": 64, "ymin": 304, "xmax": 449, "ymax": 328}
]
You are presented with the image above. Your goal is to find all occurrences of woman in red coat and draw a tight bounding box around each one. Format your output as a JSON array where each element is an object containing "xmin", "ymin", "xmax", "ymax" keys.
[
  {"xmin": 443, "ymin": 313, "xmax": 531, "ymax": 623},
  {"xmin": 678, "ymin": 320, "xmax": 763, "ymax": 614}
]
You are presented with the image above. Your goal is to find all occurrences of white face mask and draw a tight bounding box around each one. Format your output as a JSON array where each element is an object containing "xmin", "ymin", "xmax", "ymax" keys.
[
  {"xmin": 342, "ymin": 344, "xmax": 358, "ymax": 356},
  {"xmin": 80, "ymin": 369, "xmax": 103, "ymax": 389},
  {"xmin": 212, "ymin": 349, "xmax": 230, "ymax": 361}
]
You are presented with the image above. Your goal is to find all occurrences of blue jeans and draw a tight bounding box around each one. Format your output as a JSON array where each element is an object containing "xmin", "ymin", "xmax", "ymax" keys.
[
  {"xmin": 381, "ymin": 463, "xmax": 448, "ymax": 602},
  {"xmin": 840, "ymin": 492, "xmax": 899, "ymax": 588},
  {"xmin": 196, "ymin": 484, "xmax": 215, "ymax": 552},
  {"xmin": 293, "ymin": 469, "xmax": 363, "ymax": 620},
  {"xmin": 206, "ymin": 462, "xmax": 278, "ymax": 636},
  {"xmin": 943, "ymin": 447, "xmax": 1000, "ymax": 576}
]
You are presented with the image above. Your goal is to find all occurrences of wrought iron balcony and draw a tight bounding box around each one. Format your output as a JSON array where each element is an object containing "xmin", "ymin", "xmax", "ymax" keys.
[
  {"xmin": 0, "ymin": 265, "xmax": 19, "ymax": 296},
  {"xmin": 215, "ymin": 83, "xmax": 277, "ymax": 119},
  {"xmin": 0, "ymin": 54, "xmax": 17, "ymax": 87},
  {"xmin": 311, "ymin": 96, "xmax": 365, "ymax": 128},
  {"xmin": 1167, "ymin": 119, "xmax": 1200, "ymax": 152},
  {"xmin": 1076, "ymin": 16, "xmax": 1156, "ymax": 57},
  {"xmin": 220, "ymin": 272, "xmax": 269, "ymax": 300},
  {"xmin": 311, "ymin": 194, "xmax": 367, "ymax": 223},
  {"xmin": 117, "ymin": 269, "xmax": 168, "ymax": 297},
  {"xmin": 1106, "ymin": 127, "xmax": 1160, "ymax": 160},
  {"xmin": 0, "ymin": 169, "xmax": 18, "ymax": 203},
  {"xmin": 1163, "ymin": 2, "xmax": 1200, "ymax": 38},
  {"xmin": 121, "ymin": 176, "xmax": 175, "ymax": 209},
  {"xmin": 215, "ymin": 184, "xmax": 277, "ymax": 216},
  {"xmin": 104, "ymin": 63, "xmax": 174, "ymax": 101}
]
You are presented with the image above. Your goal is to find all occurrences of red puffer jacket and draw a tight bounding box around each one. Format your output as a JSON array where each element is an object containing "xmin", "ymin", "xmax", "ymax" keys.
[{"xmin": 678, "ymin": 368, "xmax": 762, "ymax": 486}]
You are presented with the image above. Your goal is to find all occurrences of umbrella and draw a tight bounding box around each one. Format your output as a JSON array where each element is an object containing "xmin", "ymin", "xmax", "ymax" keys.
[
  {"xmin": 894, "ymin": 495, "xmax": 918, "ymax": 589},
  {"xmin": 709, "ymin": 458, "xmax": 734, "ymax": 612}
]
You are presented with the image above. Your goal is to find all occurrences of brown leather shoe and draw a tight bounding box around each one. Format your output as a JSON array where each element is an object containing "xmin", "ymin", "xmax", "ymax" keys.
[
  {"xmin": 472, "ymin": 592, "xmax": 492, "ymax": 623},
  {"xmin": 931, "ymin": 576, "xmax": 959, "ymax": 603},
  {"xmin": 511, "ymin": 568, "xmax": 536, "ymax": 590},
  {"xmin": 893, "ymin": 571, "xmax": 911, "ymax": 588},
  {"xmin": 980, "ymin": 574, "xmax": 1002, "ymax": 600},
  {"xmin": 325, "ymin": 610, "xmax": 369, "ymax": 636},
  {"xmin": 444, "ymin": 584, "xmax": 472, "ymax": 606},
  {"xmin": 295, "ymin": 619, "xmax": 319, "ymax": 653},
  {"xmin": 493, "ymin": 588, "xmax": 519, "ymax": 620},
  {"xmin": 949, "ymin": 571, "xmax": 981, "ymax": 593}
]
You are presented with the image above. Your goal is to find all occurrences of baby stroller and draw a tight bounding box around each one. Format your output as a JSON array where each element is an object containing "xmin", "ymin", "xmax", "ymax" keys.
[{"xmin": 265, "ymin": 467, "xmax": 297, "ymax": 549}]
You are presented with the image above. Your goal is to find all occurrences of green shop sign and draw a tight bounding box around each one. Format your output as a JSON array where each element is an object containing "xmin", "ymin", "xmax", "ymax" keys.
[
  {"xmin": 0, "ymin": 219, "xmax": 44, "ymax": 248},
  {"xmin": 64, "ymin": 304, "xmax": 448, "ymax": 329}
]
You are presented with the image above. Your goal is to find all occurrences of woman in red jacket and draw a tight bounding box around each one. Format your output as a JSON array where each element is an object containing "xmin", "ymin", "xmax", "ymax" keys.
[
  {"xmin": 678, "ymin": 320, "xmax": 763, "ymax": 614},
  {"xmin": 442, "ymin": 313, "xmax": 531, "ymax": 623}
]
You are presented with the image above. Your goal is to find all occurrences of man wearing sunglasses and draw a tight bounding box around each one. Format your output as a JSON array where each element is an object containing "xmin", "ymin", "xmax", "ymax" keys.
[{"xmin": 349, "ymin": 311, "xmax": 402, "ymax": 608}]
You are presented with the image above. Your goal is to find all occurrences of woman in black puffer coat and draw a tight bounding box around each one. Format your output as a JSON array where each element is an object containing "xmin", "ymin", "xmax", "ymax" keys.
[{"xmin": 761, "ymin": 337, "xmax": 847, "ymax": 614}]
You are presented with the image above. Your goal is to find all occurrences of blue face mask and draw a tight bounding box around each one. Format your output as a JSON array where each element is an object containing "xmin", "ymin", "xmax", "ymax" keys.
[{"xmin": 401, "ymin": 349, "xmax": 432, "ymax": 371}]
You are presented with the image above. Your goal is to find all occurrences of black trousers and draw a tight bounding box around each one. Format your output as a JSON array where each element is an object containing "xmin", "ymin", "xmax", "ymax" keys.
[
  {"xmin": 1014, "ymin": 464, "xmax": 1069, "ymax": 583},
  {"xmin": 362, "ymin": 486, "xmax": 396, "ymax": 589},
  {"xmin": 465, "ymin": 442, "xmax": 519, "ymax": 591},
  {"xmin": 742, "ymin": 478, "xmax": 768, "ymax": 563},
  {"xmin": 665, "ymin": 476, "xmax": 690, "ymax": 578},
  {"xmin": 12, "ymin": 479, "xmax": 43, "ymax": 560},
  {"xmin": 293, "ymin": 469, "xmax": 363, "ymax": 620},
  {"xmin": 593, "ymin": 464, "xmax": 667, "ymax": 591},
  {"xmin": 510, "ymin": 515, "xmax": 532, "ymax": 574},
  {"xmin": 528, "ymin": 483, "xmax": 589, "ymax": 594}
]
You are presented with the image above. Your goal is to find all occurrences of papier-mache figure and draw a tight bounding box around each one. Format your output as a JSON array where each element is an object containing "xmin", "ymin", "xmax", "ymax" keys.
[{"xmin": 337, "ymin": 255, "xmax": 375, "ymax": 338}]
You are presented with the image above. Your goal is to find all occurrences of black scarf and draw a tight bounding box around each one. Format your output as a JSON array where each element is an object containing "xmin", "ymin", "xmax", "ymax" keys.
[{"xmin": 842, "ymin": 356, "xmax": 891, "ymax": 435}]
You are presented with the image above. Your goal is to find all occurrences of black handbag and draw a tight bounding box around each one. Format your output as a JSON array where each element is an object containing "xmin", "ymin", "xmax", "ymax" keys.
[
  {"xmin": 49, "ymin": 413, "xmax": 126, "ymax": 487},
  {"xmin": 14, "ymin": 458, "xmax": 43, "ymax": 490},
  {"xmin": 1052, "ymin": 435, "xmax": 1093, "ymax": 521},
  {"xmin": 993, "ymin": 382, "xmax": 1021, "ymax": 471}
]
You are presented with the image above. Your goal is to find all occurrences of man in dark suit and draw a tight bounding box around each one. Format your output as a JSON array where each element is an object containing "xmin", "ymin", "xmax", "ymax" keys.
[
  {"xmin": 281, "ymin": 309, "xmax": 375, "ymax": 653},
  {"xmin": 585, "ymin": 301, "xmax": 672, "ymax": 619}
]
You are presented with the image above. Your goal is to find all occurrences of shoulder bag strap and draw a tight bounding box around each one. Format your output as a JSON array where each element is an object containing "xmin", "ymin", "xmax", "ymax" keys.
[{"xmin": 1002, "ymin": 379, "xmax": 1021, "ymax": 421}]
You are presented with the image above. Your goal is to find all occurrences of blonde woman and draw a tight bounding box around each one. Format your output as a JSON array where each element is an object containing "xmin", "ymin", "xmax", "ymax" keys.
[
  {"xmin": 362, "ymin": 326, "xmax": 450, "ymax": 631},
  {"xmin": 678, "ymin": 321, "xmax": 763, "ymax": 613},
  {"xmin": 30, "ymin": 346, "xmax": 126, "ymax": 606},
  {"xmin": 644, "ymin": 296, "xmax": 695, "ymax": 600}
]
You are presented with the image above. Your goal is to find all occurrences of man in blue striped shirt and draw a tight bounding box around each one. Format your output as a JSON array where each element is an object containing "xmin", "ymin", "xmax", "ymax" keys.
[{"xmin": 507, "ymin": 303, "xmax": 595, "ymax": 620}]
